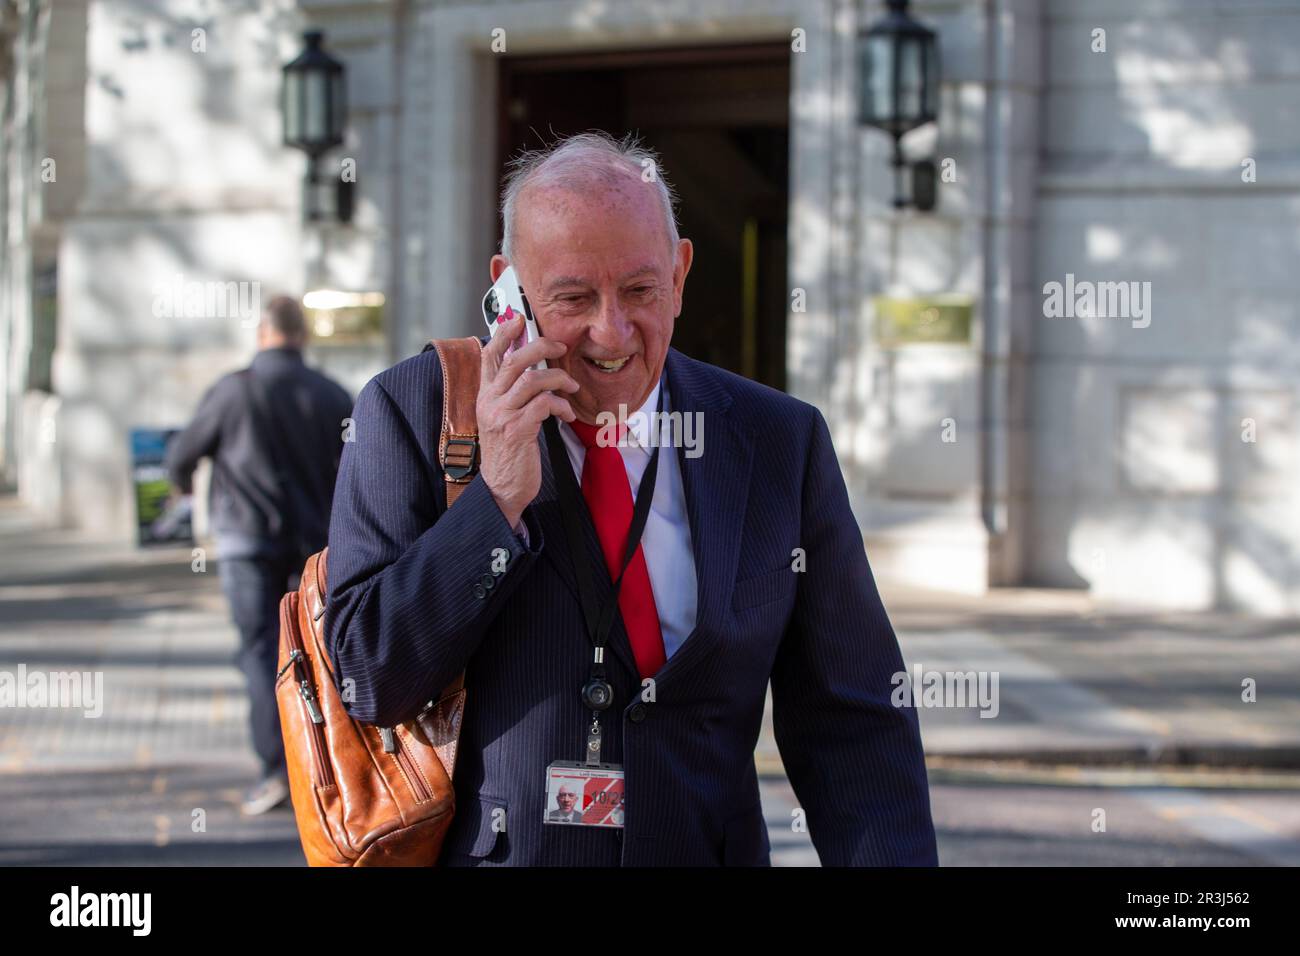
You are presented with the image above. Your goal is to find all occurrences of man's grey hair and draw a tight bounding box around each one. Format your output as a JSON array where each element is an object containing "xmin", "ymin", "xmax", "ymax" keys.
[{"xmin": 499, "ymin": 131, "xmax": 680, "ymax": 261}]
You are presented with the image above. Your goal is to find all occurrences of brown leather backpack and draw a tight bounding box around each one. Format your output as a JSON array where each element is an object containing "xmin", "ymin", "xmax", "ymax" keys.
[{"xmin": 274, "ymin": 336, "xmax": 483, "ymax": 866}]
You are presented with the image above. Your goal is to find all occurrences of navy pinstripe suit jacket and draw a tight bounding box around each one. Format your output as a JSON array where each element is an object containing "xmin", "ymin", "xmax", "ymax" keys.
[{"xmin": 324, "ymin": 343, "xmax": 938, "ymax": 866}]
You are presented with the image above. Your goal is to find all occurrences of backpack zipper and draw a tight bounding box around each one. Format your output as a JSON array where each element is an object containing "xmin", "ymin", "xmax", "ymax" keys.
[
  {"xmin": 381, "ymin": 725, "xmax": 433, "ymax": 802},
  {"xmin": 277, "ymin": 601, "xmax": 334, "ymax": 787}
]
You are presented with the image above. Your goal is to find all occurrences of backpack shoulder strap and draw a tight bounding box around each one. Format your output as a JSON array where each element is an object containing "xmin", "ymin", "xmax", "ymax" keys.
[
  {"xmin": 425, "ymin": 336, "xmax": 483, "ymax": 701},
  {"xmin": 428, "ymin": 336, "xmax": 483, "ymax": 509}
]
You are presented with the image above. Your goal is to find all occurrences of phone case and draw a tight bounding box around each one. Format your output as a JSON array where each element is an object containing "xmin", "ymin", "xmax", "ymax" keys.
[{"xmin": 482, "ymin": 266, "xmax": 547, "ymax": 371}]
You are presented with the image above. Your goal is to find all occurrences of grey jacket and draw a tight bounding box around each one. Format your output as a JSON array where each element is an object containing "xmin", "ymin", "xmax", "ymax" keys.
[{"xmin": 165, "ymin": 347, "xmax": 353, "ymax": 559}]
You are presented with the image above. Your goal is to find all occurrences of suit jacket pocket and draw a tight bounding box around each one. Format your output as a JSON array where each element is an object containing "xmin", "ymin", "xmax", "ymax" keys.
[
  {"xmin": 444, "ymin": 793, "xmax": 508, "ymax": 860},
  {"xmin": 731, "ymin": 565, "xmax": 798, "ymax": 611}
]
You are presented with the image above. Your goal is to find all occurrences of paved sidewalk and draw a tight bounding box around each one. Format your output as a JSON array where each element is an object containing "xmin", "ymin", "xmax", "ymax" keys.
[
  {"xmin": 5, "ymin": 493, "xmax": 1298, "ymax": 778},
  {"xmin": 758, "ymin": 581, "xmax": 1300, "ymax": 773},
  {"xmin": 3, "ymin": 494, "xmax": 1299, "ymax": 866},
  {"xmin": 0, "ymin": 498, "xmax": 253, "ymax": 773},
  {"xmin": 897, "ymin": 583, "xmax": 1300, "ymax": 766},
  {"xmin": 0, "ymin": 496, "xmax": 303, "ymax": 864}
]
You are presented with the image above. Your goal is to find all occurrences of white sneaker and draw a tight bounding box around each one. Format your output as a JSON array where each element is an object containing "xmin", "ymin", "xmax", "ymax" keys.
[{"xmin": 241, "ymin": 774, "xmax": 290, "ymax": 816}]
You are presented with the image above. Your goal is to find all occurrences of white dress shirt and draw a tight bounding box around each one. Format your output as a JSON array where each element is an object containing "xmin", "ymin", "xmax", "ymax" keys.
[{"xmin": 512, "ymin": 372, "xmax": 698, "ymax": 659}]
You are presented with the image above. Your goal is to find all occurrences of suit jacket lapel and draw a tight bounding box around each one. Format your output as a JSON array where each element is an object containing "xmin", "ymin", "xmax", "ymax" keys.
[{"xmin": 653, "ymin": 348, "xmax": 754, "ymax": 684}]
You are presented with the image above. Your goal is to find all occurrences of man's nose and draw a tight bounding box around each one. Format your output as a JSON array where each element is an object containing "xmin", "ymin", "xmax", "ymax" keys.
[{"xmin": 586, "ymin": 295, "xmax": 634, "ymax": 349}]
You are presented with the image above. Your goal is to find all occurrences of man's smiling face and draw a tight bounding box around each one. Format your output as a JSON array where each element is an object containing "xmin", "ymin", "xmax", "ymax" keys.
[{"xmin": 491, "ymin": 176, "xmax": 692, "ymax": 425}]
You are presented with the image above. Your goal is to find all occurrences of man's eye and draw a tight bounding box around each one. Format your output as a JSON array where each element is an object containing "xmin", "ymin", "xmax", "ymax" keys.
[{"xmin": 629, "ymin": 286, "xmax": 654, "ymax": 296}]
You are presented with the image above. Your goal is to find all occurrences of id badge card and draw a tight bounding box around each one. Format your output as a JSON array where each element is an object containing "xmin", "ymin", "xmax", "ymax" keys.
[{"xmin": 544, "ymin": 761, "xmax": 625, "ymax": 828}]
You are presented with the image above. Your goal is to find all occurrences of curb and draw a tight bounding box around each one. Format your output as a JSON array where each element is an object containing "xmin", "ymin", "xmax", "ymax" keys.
[
  {"xmin": 925, "ymin": 744, "xmax": 1300, "ymax": 772},
  {"xmin": 756, "ymin": 743, "xmax": 1300, "ymax": 779}
]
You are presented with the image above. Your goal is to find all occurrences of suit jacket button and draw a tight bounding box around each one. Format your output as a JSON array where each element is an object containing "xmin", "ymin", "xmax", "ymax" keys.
[
  {"xmin": 629, "ymin": 703, "xmax": 647, "ymax": 723},
  {"xmin": 473, "ymin": 583, "xmax": 487, "ymax": 599},
  {"xmin": 480, "ymin": 573, "xmax": 495, "ymax": 590}
]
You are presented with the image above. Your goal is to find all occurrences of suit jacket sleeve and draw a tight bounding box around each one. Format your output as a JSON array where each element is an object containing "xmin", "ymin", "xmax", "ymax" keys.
[
  {"xmin": 323, "ymin": 373, "xmax": 544, "ymax": 726},
  {"xmin": 769, "ymin": 408, "xmax": 939, "ymax": 866},
  {"xmin": 328, "ymin": 385, "xmax": 355, "ymax": 493}
]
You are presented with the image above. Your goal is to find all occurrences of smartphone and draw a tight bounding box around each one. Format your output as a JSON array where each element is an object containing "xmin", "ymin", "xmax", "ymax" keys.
[{"xmin": 482, "ymin": 265, "xmax": 546, "ymax": 371}]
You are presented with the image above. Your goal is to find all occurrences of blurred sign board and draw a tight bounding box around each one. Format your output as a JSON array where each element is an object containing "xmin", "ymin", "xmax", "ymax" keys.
[
  {"xmin": 873, "ymin": 295, "xmax": 974, "ymax": 345},
  {"xmin": 131, "ymin": 428, "xmax": 194, "ymax": 547}
]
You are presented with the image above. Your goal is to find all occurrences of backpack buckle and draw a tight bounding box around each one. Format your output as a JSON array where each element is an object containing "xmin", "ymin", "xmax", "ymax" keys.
[{"xmin": 442, "ymin": 437, "xmax": 479, "ymax": 482}]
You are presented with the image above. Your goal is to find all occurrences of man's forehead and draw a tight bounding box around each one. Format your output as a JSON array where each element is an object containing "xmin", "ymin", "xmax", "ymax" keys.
[
  {"xmin": 512, "ymin": 180, "xmax": 672, "ymax": 288},
  {"xmin": 515, "ymin": 179, "xmax": 667, "ymax": 242}
]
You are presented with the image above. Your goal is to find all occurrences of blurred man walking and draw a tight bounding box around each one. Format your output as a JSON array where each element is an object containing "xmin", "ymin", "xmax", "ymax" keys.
[{"xmin": 166, "ymin": 295, "xmax": 353, "ymax": 814}]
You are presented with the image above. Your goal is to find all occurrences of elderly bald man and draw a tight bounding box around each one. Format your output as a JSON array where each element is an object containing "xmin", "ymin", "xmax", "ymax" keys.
[{"xmin": 324, "ymin": 131, "xmax": 937, "ymax": 866}]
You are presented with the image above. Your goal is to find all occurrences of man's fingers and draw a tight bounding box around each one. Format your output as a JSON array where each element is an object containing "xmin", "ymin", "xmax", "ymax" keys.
[
  {"xmin": 481, "ymin": 315, "xmax": 524, "ymax": 386},
  {"xmin": 508, "ymin": 336, "xmax": 568, "ymax": 372},
  {"xmin": 488, "ymin": 334, "xmax": 568, "ymax": 397},
  {"xmin": 520, "ymin": 390, "xmax": 575, "ymax": 426},
  {"xmin": 502, "ymin": 366, "xmax": 580, "ymax": 410}
]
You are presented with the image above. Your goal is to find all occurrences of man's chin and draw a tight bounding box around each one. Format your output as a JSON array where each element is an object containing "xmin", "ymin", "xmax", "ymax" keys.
[{"xmin": 576, "ymin": 382, "xmax": 654, "ymax": 423}]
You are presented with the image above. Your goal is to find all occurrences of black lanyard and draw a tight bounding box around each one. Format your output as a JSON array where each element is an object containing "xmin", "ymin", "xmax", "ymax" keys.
[{"xmin": 541, "ymin": 386, "xmax": 663, "ymax": 763}]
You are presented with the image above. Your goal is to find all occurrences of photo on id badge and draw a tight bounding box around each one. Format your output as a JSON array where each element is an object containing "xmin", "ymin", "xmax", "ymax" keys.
[{"xmin": 544, "ymin": 762, "xmax": 625, "ymax": 827}]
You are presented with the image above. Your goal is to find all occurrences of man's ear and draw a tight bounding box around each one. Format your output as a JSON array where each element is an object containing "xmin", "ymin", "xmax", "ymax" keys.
[
  {"xmin": 490, "ymin": 255, "xmax": 509, "ymax": 283},
  {"xmin": 672, "ymin": 238, "xmax": 693, "ymax": 316}
]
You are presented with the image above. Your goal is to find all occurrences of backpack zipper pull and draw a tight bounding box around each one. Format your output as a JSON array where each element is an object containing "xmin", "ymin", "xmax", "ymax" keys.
[{"xmin": 299, "ymin": 680, "xmax": 324, "ymax": 724}]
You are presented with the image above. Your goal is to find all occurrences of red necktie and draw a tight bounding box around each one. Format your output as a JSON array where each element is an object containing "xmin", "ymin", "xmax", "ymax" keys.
[{"xmin": 567, "ymin": 419, "xmax": 666, "ymax": 679}]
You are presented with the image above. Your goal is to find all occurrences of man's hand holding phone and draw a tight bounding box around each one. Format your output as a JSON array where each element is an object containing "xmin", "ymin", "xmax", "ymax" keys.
[{"xmin": 476, "ymin": 314, "xmax": 579, "ymax": 530}]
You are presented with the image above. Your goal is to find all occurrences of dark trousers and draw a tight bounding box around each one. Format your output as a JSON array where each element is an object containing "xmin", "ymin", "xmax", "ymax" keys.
[{"xmin": 218, "ymin": 554, "xmax": 302, "ymax": 778}]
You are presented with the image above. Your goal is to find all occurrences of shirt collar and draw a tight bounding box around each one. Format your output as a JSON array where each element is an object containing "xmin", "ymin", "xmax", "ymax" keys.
[
  {"xmin": 565, "ymin": 370, "xmax": 667, "ymax": 456},
  {"xmin": 626, "ymin": 377, "xmax": 665, "ymax": 452},
  {"xmin": 618, "ymin": 366, "xmax": 670, "ymax": 455}
]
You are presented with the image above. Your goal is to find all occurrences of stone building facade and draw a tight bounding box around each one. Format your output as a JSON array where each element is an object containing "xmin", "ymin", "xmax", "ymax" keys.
[{"xmin": 1, "ymin": 0, "xmax": 1297, "ymax": 612}]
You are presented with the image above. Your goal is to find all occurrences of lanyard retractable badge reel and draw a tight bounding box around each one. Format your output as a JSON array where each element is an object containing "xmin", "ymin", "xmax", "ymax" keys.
[{"xmin": 541, "ymin": 385, "xmax": 663, "ymax": 767}]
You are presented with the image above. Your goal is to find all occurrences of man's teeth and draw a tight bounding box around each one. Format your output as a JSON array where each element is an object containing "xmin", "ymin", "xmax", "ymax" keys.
[{"xmin": 589, "ymin": 356, "xmax": 630, "ymax": 372}]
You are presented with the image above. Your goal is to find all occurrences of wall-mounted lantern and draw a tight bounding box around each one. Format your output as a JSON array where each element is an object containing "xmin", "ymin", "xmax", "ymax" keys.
[
  {"xmin": 858, "ymin": 0, "xmax": 941, "ymax": 211},
  {"xmin": 282, "ymin": 30, "xmax": 352, "ymax": 223}
]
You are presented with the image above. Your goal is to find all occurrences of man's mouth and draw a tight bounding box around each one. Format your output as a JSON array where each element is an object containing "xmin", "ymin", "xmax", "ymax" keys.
[{"xmin": 584, "ymin": 355, "xmax": 632, "ymax": 374}]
